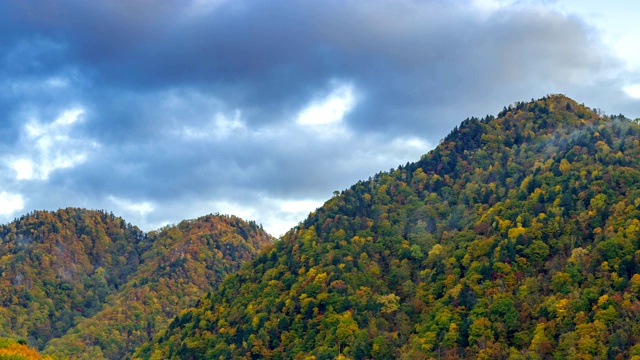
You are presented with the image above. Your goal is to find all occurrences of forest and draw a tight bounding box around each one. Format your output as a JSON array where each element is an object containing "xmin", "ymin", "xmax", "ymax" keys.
[
  {"xmin": 3, "ymin": 95, "xmax": 640, "ymax": 359},
  {"xmin": 0, "ymin": 209, "xmax": 273, "ymax": 359},
  {"xmin": 137, "ymin": 95, "xmax": 640, "ymax": 359}
]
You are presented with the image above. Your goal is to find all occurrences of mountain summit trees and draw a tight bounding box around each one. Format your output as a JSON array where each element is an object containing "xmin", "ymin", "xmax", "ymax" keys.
[
  {"xmin": 136, "ymin": 95, "xmax": 640, "ymax": 359},
  {"xmin": 0, "ymin": 210, "xmax": 273, "ymax": 359}
]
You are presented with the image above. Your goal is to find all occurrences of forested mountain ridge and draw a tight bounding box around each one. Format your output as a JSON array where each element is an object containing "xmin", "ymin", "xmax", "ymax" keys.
[
  {"xmin": 0, "ymin": 209, "xmax": 273, "ymax": 359},
  {"xmin": 136, "ymin": 95, "xmax": 640, "ymax": 359},
  {"xmin": 0, "ymin": 208, "xmax": 150, "ymax": 349},
  {"xmin": 43, "ymin": 214, "xmax": 273, "ymax": 360}
]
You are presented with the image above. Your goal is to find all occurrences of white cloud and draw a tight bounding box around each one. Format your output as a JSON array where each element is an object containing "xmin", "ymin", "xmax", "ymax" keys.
[
  {"xmin": 0, "ymin": 192, "xmax": 25, "ymax": 216},
  {"xmin": 279, "ymin": 199, "xmax": 322, "ymax": 213},
  {"xmin": 386, "ymin": 137, "xmax": 433, "ymax": 160},
  {"xmin": 5, "ymin": 107, "xmax": 97, "ymax": 181},
  {"xmin": 270, "ymin": 199, "xmax": 325, "ymax": 236},
  {"xmin": 624, "ymin": 84, "xmax": 640, "ymax": 99},
  {"xmin": 10, "ymin": 159, "xmax": 35, "ymax": 180},
  {"xmin": 297, "ymin": 82, "xmax": 357, "ymax": 126},
  {"xmin": 109, "ymin": 196, "xmax": 155, "ymax": 216},
  {"xmin": 548, "ymin": 0, "xmax": 640, "ymax": 72},
  {"xmin": 54, "ymin": 108, "xmax": 83, "ymax": 126},
  {"xmin": 181, "ymin": 109, "xmax": 246, "ymax": 140}
]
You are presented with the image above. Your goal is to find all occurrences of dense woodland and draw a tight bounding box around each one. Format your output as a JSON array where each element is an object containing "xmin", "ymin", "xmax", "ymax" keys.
[
  {"xmin": 4, "ymin": 95, "xmax": 640, "ymax": 359},
  {"xmin": 0, "ymin": 210, "xmax": 273, "ymax": 359},
  {"xmin": 0, "ymin": 209, "xmax": 150, "ymax": 349},
  {"xmin": 135, "ymin": 95, "xmax": 640, "ymax": 359}
]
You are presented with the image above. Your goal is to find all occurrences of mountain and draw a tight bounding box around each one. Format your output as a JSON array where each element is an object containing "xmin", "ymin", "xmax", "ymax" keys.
[
  {"xmin": 0, "ymin": 209, "xmax": 273, "ymax": 359},
  {"xmin": 0, "ymin": 208, "xmax": 150, "ymax": 348},
  {"xmin": 43, "ymin": 214, "xmax": 273, "ymax": 360},
  {"xmin": 135, "ymin": 95, "xmax": 640, "ymax": 359}
]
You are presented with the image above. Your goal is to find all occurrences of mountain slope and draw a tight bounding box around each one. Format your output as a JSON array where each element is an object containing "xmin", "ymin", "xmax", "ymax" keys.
[
  {"xmin": 42, "ymin": 214, "xmax": 273, "ymax": 359},
  {"xmin": 0, "ymin": 337, "xmax": 54, "ymax": 360},
  {"xmin": 0, "ymin": 208, "xmax": 150, "ymax": 349},
  {"xmin": 0, "ymin": 209, "xmax": 273, "ymax": 359},
  {"xmin": 135, "ymin": 95, "xmax": 640, "ymax": 359}
]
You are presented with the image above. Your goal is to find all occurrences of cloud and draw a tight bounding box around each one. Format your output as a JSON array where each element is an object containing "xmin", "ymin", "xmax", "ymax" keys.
[
  {"xmin": 297, "ymin": 81, "xmax": 357, "ymax": 126},
  {"xmin": 624, "ymin": 84, "xmax": 640, "ymax": 99},
  {"xmin": 0, "ymin": 192, "xmax": 24, "ymax": 216},
  {"xmin": 4, "ymin": 107, "xmax": 97, "ymax": 181},
  {"xmin": 0, "ymin": 0, "xmax": 638, "ymax": 235},
  {"xmin": 108, "ymin": 196, "xmax": 155, "ymax": 217}
]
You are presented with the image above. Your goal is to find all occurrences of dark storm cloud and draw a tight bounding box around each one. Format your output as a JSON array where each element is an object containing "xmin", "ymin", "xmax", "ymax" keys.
[
  {"xmin": 2, "ymin": 1, "xmax": 623, "ymax": 134},
  {"xmin": 0, "ymin": 0, "xmax": 638, "ymax": 234}
]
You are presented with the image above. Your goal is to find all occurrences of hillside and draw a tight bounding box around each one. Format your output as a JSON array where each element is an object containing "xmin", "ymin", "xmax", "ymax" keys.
[
  {"xmin": 43, "ymin": 214, "xmax": 273, "ymax": 359},
  {"xmin": 0, "ymin": 209, "xmax": 273, "ymax": 359},
  {"xmin": 135, "ymin": 95, "xmax": 640, "ymax": 359},
  {"xmin": 0, "ymin": 209, "xmax": 150, "ymax": 349}
]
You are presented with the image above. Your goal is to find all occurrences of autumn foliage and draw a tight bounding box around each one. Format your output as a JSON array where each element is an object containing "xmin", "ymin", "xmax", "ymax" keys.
[
  {"xmin": 0, "ymin": 338, "xmax": 54, "ymax": 360},
  {"xmin": 0, "ymin": 209, "xmax": 272, "ymax": 359},
  {"xmin": 136, "ymin": 95, "xmax": 640, "ymax": 359}
]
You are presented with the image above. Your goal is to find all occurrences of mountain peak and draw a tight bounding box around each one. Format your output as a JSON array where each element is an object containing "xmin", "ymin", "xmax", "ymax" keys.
[
  {"xmin": 0, "ymin": 209, "xmax": 273, "ymax": 359},
  {"xmin": 137, "ymin": 96, "xmax": 640, "ymax": 359}
]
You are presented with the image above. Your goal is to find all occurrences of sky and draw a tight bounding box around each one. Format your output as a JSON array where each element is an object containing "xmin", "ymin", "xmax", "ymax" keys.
[{"xmin": 0, "ymin": 0, "xmax": 639, "ymax": 236}]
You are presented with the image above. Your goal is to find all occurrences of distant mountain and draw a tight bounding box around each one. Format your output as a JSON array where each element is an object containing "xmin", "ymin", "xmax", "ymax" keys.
[
  {"xmin": 0, "ymin": 209, "xmax": 150, "ymax": 349},
  {"xmin": 135, "ymin": 95, "xmax": 640, "ymax": 359},
  {"xmin": 0, "ymin": 209, "xmax": 273, "ymax": 359}
]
